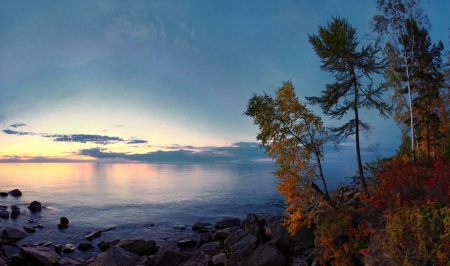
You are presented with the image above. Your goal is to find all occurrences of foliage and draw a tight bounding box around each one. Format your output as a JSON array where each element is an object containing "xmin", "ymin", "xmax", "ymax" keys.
[
  {"xmin": 244, "ymin": 81, "xmax": 333, "ymax": 233},
  {"xmin": 307, "ymin": 16, "xmax": 391, "ymax": 195}
]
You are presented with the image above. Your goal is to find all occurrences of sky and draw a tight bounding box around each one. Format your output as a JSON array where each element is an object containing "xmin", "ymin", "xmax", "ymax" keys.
[{"xmin": 1, "ymin": 0, "xmax": 449, "ymax": 163}]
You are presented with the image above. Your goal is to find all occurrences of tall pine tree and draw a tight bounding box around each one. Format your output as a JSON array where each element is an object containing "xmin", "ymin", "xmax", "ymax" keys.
[{"xmin": 307, "ymin": 17, "xmax": 391, "ymax": 195}]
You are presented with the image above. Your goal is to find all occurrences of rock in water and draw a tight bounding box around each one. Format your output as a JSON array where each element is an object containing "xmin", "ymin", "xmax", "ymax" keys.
[
  {"xmin": 60, "ymin": 217, "xmax": 69, "ymax": 225},
  {"xmin": 0, "ymin": 209, "xmax": 9, "ymax": 219},
  {"xmin": 63, "ymin": 244, "xmax": 75, "ymax": 253},
  {"xmin": 83, "ymin": 246, "xmax": 141, "ymax": 266},
  {"xmin": 85, "ymin": 230, "xmax": 102, "ymax": 240},
  {"xmin": 8, "ymin": 189, "xmax": 22, "ymax": 196},
  {"xmin": 20, "ymin": 246, "xmax": 61, "ymax": 266},
  {"xmin": 78, "ymin": 242, "xmax": 95, "ymax": 250},
  {"xmin": 113, "ymin": 239, "xmax": 158, "ymax": 256},
  {"xmin": 23, "ymin": 226, "xmax": 36, "ymax": 233},
  {"xmin": 28, "ymin": 201, "xmax": 42, "ymax": 212},
  {"xmin": 2, "ymin": 227, "xmax": 27, "ymax": 240},
  {"xmin": 0, "ymin": 192, "xmax": 8, "ymax": 197},
  {"xmin": 215, "ymin": 218, "xmax": 241, "ymax": 229}
]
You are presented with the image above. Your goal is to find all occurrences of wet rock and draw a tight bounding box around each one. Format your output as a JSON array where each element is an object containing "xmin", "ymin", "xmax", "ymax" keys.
[
  {"xmin": 58, "ymin": 256, "xmax": 82, "ymax": 266},
  {"xmin": 60, "ymin": 217, "xmax": 69, "ymax": 225},
  {"xmin": 212, "ymin": 253, "xmax": 228, "ymax": 266},
  {"xmin": 173, "ymin": 224, "xmax": 186, "ymax": 230},
  {"xmin": 199, "ymin": 241, "xmax": 221, "ymax": 257},
  {"xmin": 0, "ymin": 192, "xmax": 8, "ymax": 197},
  {"xmin": 23, "ymin": 226, "xmax": 36, "ymax": 233},
  {"xmin": 224, "ymin": 229, "xmax": 258, "ymax": 266},
  {"xmin": 215, "ymin": 217, "xmax": 241, "ymax": 229},
  {"xmin": 192, "ymin": 222, "xmax": 212, "ymax": 231},
  {"xmin": 84, "ymin": 246, "xmax": 141, "ymax": 266},
  {"xmin": 113, "ymin": 239, "xmax": 158, "ymax": 256},
  {"xmin": 58, "ymin": 223, "xmax": 69, "ymax": 229},
  {"xmin": 20, "ymin": 246, "xmax": 61, "ymax": 266},
  {"xmin": 28, "ymin": 200, "xmax": 42, "ymax": 212},
  {"xmin": 177, "ymin": 239, "xmax": 197, "ymax": 248},
  {"xmin": 2, "ymin": 227, "xmax": 27, "ymax": 242},
  {"xmin": 33, "ymin": 224, "xmax": 44, "ymax": 229},
  {"xmin": 54, "ymin": 244, "xmax": 62, "ymax": 254},
  {"xmin": 10, "ymin": 209, "xmax": 20, "ymax": 219},
  {"xmin": 85, "ymin": 230, "xmax": 102, "ymax": 240},
  {"xmin": 9, "ymin": 189, "xmax": 22, "ymax": 197},
  {"xmin": 97, "ymin": 239, "xmax": 120, "ymax": 251},
  {"xmin": 155, "ymin": 249, "xmax": 192, "ymax": 266},
  {"xmin": 0, "ymin": 209, "xmax": 9, "ymax": 219},
  {"xmin": 197, "ymin": 232, "xmax": 211, "ymax": 247},
  {"xmin": 212, "ymin": 227, "xmax": 238, "ymax": 241},
  {"xmin": 78, "ymin": 242, "xmax": 95, "ymax": 251},
  {"xmin": 63, "ymin": 243, "xmax": 75, "ymax": 253}
]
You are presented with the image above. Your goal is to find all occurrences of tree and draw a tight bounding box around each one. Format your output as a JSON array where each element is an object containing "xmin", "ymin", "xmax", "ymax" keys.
[
  {"xmin": 307, "ymin": 17, "xmax": 391, "ymax": 195},
  {"xmin": 245, "ymin": 81, "xmax": 333, "ymax": 234},
  {"xmin": 373, "ymin": 0, "xmax": 430, "ymax": 163}
]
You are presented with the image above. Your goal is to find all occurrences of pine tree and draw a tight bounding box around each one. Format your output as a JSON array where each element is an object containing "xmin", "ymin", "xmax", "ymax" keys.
[{"xmin": 307, "ymin": 17, "xmax": 391, "ymax": 195}]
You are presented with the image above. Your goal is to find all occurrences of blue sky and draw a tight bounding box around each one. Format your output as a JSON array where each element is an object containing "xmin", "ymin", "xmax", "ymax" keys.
[{"xmin": 0, "ymin": 0, "xmax": 448, "ymax": 163}]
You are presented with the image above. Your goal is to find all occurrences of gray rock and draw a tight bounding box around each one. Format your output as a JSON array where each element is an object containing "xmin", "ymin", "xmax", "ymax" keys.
[
  {"xmin": 113, "ymin": 239, "xmax": 158, "ymax": 256},
  {"xmin": 9, "ymin": 189, "xmax": 22, "ymax": 196},
  {"xmin": 28, "ymin": 200, "xmax": 42, "ymax": 212},
  {"xmin": 177, "ymin": 239, "xmax": 197, "ymax": 248},
  {"xmin": 224, "ymin": 229, "xmax": 258, "ymax": 266},
  {"xmin": 60, "ymin": 216, "xmax": 69, "ymax": 225},
  {"xmin": 2, "ymin": 227, "xmax": 27, "ymax": 240},
  {"xmin": 97, "ymin": 239, "xmax": 120, "ymax": 251},
  {"xmin": 63, "ymin": 243, "xmax": 75, "ymax": 253},
  {"xmin": 0, "ymin": 209, "xmax": 9, "ymax": 219},
  {"xmin": 212, "ymin": 227, "xmax": 238, "ymax": 241},
  {"xmin": 180, "ymin": 249, "xmax": 211, "ymax": 266},
  {"xmin": 155, "ymin": 249, "xmax": 191, "ymax": 266},
  {"xmin": 84, "ymin": 246, "xmax": 141, "ymax": 266},
  {"xmin": 85, "ymin": 230, "xmax": 102, "ymax": 240},
  {"xmin": 212, "ymin": 253, "xmax": 228, "ymax": 266},
  {"xmin": 192, "ymin": 222, "xmax": 212, "ymax": 230},
  {"xmin": 215, "ymin": 218, "xmax": 240, "ymax": 229},
  {"xmin": 20, "ymin": 246, "xmax": 62, "ymax": 266},
  {"xmin": 11, "ymin": 208, "xmax": 20, "ymax": 218},
  {"xmin": 197, "ymin": 232, "xmax": 211, "ymax": 247},
  {"xmin": 247, "ymin": 244, "xmax": 286, "ymax": 266},
  {"xmin": 241, "ymin": 213, "xmax": 265, "ymax": 241},
  {"xmin": 23, "ymin": 226, "xmax": 36, "ymax": 233},
  {"xmin": 58, "ymin": 256, "xmax": 82, "ymax": 266},
  {"xmin": 78, "ymin": 242, "xmax": 95, "ymax": 250}
]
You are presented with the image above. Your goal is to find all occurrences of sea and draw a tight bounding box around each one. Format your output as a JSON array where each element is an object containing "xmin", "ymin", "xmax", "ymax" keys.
[{"xmin": 0, "ymin": 161, "xmax": 354, "ymax": 261}]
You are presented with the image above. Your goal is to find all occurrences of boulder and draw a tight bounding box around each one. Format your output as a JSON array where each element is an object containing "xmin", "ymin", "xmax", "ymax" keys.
[
  {"xmin": 85, "ymin": 230, "xmax": 102, "ymax": 240},
  {"xmin": 177, "ymin": 239, "xmax": 197, "ymax": 248},
  {"xmin": 28, "ymin": 200, "xmax": 42, "ymax": 212},
  {"xmin": 215, "ymin": 217, "xmax": 241, "ymax": 229},
  {"xmin": 199, "ymin": 241, "xmax": 221, "ymax": 257},
  {"xmin": 97, "ymin": 239, "xmax": 120, "ymax": 251},
  {"xmin": 58, "ymin": 256, "xmax": 82, "ymax": 266},
  {"xmin": 84, "ymin": 246, "xmax": 141, "ymax": 266},
  {"xmin": 265, "ymin": 216, "xmax": 314, "ymax": 256},
  {"xmin": 23, "ymin": 226, "xmax": 36, "ymax": 233},
  {"xmin": 54, "ymin": 244, "xmax": 62, "ymax": 254},
  {"xmin": 58, "ymin": 223, "xmax": 69, "ymax": 229},
  {"xmin": 20, "ymin": 246, "xmax": 62, "ymax": 266},
  {"xmin": 155, "ymin": 249, "xmax": 192, "ymax": 266},
  {"xmin": 63, "ymin": 244, "xmax": 75, "ymax": 253},
  {"xmin": 212, "ymin": 253, "xmax": 228, "ymax": 266},
  {"xmin": 60, "ymin": 217, "xmax": 69, "ymax": 225},
  {"xmin": 224, "ymin": 229, "xmax": 258, "ymax": 266},
  {"xmin": 192, "ymin": 222, "xmax": 212, "ymax": 230},
  {"xmin": 0, "ymin": 209, "xmax": 9, "ymax": 219},
  {"xmin": 241, "ymin": 213, "xmax": 265, "ymax": 241},
  {"xmin": 0, "ymin": 192, "xmax": 8, "ymax": 197},
  {"xmin": 2, "ymin": 227, "xmax": 27, "ymax": 241},
  {"xmin": 212, "ymin": 227, "xmax": 238, "ymax": 241},
  {"xmin": 9, "ymin": 189, "xmax": 22, "ymax": 196},
  {"xmin": 78, "ymin": 242, "xmax": 95, "ymax": 250},
  {"xmin": 246, "ymin": 243, "xmax": 286, "ymax": 266},
  {"xmin": 11, "ymin": 208, "xmax": 20, "ymax": 218},
  {"xmin": 113, "ymin": 239, "xmax": 158, "ymax": 256},
  {"xmin": 197, "ymin": 232, "xmax": 211, "ymax": 247},
  {"xmin": 180, "ymin": 249, "xmax": 211, "ymax": 266}
]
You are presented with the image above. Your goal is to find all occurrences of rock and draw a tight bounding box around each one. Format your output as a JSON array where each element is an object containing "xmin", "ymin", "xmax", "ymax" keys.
[
  {"xmin": 177, "ymin": 239, "xmax": 197, "ymax": 248},
  {"xmin": 113, "ymin": 239, "xmax": 158, "ymax": 256},
  {"xmin": 291, "ymin": 256, "xmax": 309, "ymax": 266},
  {"xmin": 213, "ymin": 227, "xmax": 238, "ymax": 241},
  {"xmin": 78, "ymin": 242, "xmax": 95, "ymax": 250},
  {"xmin": 28, "ymin": 200, "xmax": 42, "ymax": 212},
  {"xmin": 246, "ymin": 244, "xmax": 286, "ymax": 266},
  {"xmin": 0, "ymin": 192, "xmax": 8, "ymax": 197},
  {"xmin": 54, "ymin": 244, "xmax": 62, "ymax": 254},
  {"xmin": 63, "ymin": 243, "xmax": 75, "ymax": 253},
  {"xmin": 224, "ymin": 229, "xmax": 258, "ymax": 266},
  {"xmin": 33, "ymin": 224, "xmax": 44, "ymax": 229},
  {"xmin": 215, "ymin": 217, "xmax": 240, "ymax": 229},
  {"xmin": 58, "ymin": 256, "xmax": 82, "ymax": 266},
  {"xmin": 60, "ymin": 217, "xmax": 69, "ymax": 225},
  {"xmin": 197, "ymin": 232, "xmax": 211, "ymax": 247},
  {"xmin": 199, "ymin": 241, "xmax": 221, "ymax": 257},
  {"xmin": 212, "ymin": 253, "xmax": 228, "ymax": 266},
  {"xmin": 84, "ymin": 246, "xmax": 141, "ymax": 266},
  {"xmin": 192, "ymin": 222, "xmax": 212, "ymax": 230},
  {"xmin": 10, "ymin": 205, "xmax": 20, "ymax": 210},
  {"xmin": 9, "ymin": 253, "xmax": 28, "ymax": 265},
  {"xmin": 155, "ymin": 249, "xmax": 192, "ymax": 266},
  {"xmin": 2, "ymin": 227, "xmax": 27, "ymax": 241},
  {"xmin": 85, "ymin": 230, "xmax": 102, "ymax": 240},
  {"xmin": 180, "ymin": 249, "xmax": 211, "ymax": 266},
  {"xmin": 58, "ymin": 223, "xmax": 69, "ymax": 229},
  {"xmin": 11, "ymin": 208, "xmax": 20, "ymax": 218},
  {"xmin": 20, "ymin": 246, "xmax": 62, "ymax": 266},
  {"xmin": 9, "ymin": 189, "xmax": 22, "ymax": 196},
  {"xmin": 97, "ymin": 239, "xmax": 120, "ymax": 251},
  {"xmin": 0, "ymin": 209, "xmax": 9, "ymax": 219},
  {"xmin": 23, "ymin": 226, "xmax": 36, "ymax": 233},
  {"xmin": 173, "ymin": 224, "xmax": 186, "ymax": 230},
  {"xmin": 29, "ymin": 218, "xmax": 35, "ymax": 223},
  {"xmin": 265, "ymin": 216, "xmax": 315, "ymax": 257},
  {"xmin": 241, "ymin": 213, "xmax": 265, "ymax": 241}
]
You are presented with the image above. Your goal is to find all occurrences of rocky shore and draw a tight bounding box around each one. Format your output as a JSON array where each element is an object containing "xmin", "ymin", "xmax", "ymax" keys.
[{"xmin": 0, "ymin": 189, "xmax": 323, "ymax": 266}]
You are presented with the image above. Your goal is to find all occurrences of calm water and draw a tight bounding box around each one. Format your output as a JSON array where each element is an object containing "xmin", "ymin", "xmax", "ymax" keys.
[{"xmin": 0, "ymin": 162, "xmax": 353, "ymax": 260}]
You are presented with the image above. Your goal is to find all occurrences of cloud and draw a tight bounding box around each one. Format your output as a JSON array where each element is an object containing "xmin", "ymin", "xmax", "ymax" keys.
[
  {"xmin": 43, "ymin": 134, "xmax": 123, "ymax": 145},
  {"xmin": 3, "ymin": 129, "xmax": 34, "ymax": 135},
  {"xmin": 10, "ymin": 123, "xmax": 26, "ymax": 128},
  {"xmin": 77, "ymin": 142, "xmax": 268, "ymax": 163},
  {"xmin": 126, "ymin": 139, "xmax": 148, "ymax": 144}
]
